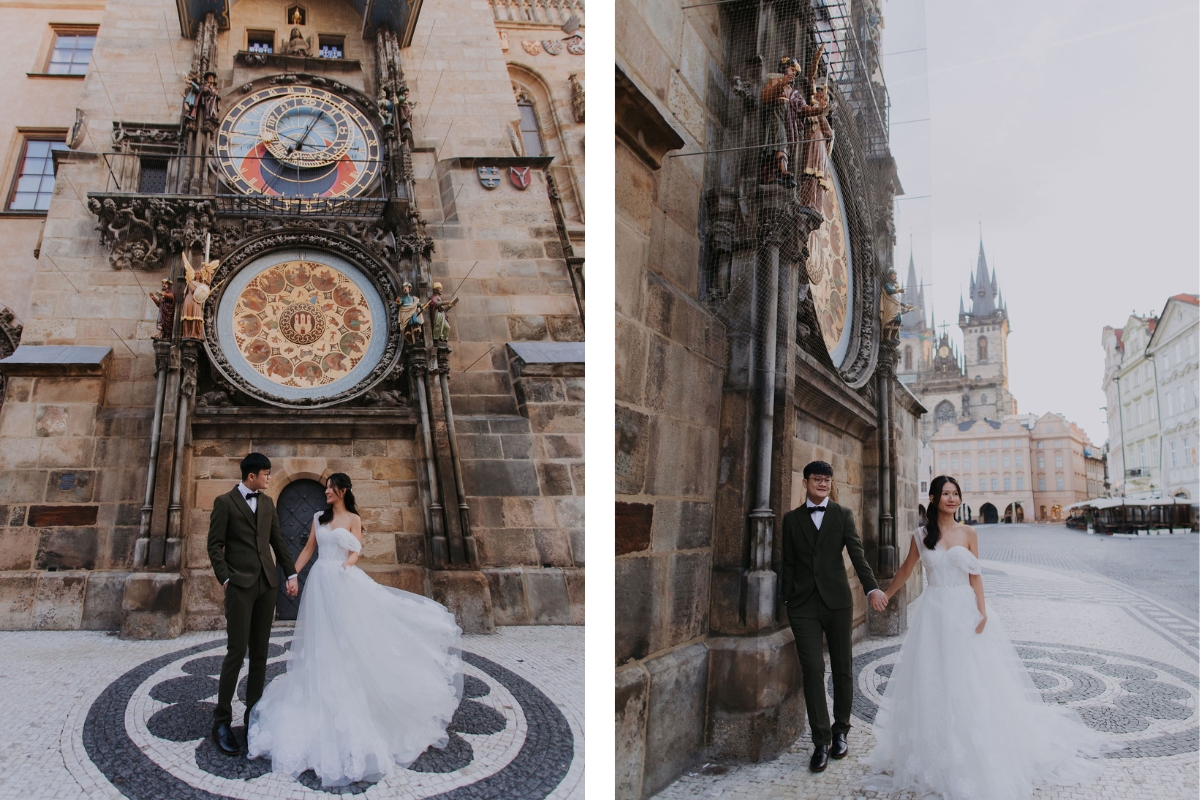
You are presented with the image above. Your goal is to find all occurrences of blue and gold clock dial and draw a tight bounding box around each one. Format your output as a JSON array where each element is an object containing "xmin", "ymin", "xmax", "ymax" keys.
[{"xmin": 215, "ymin": 86, "xmax": 382, "ymax": 200}]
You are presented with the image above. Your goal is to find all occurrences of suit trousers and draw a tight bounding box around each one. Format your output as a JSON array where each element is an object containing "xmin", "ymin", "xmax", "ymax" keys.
[
  {"xmin": 788, "ymin": 601, "xmax": 854, "ymax": 746},
  {"xmin": 213, "ymin": 569, "xmax": 276, "ymax": 733}
]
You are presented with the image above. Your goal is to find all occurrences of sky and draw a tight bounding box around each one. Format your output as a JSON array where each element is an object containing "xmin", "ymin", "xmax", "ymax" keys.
[{"xmin": 881, "ymin": 0, "xmax": 1199, "ymax": 446}]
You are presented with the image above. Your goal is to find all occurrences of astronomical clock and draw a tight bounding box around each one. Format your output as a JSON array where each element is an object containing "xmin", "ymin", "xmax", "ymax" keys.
[
  {"xmin": 215, "ymin": 85, "xmax": 382, "ymax": 203},
  {"xmin": 806, "ymin": 165, "xmax": 855, "ymax": 369},
  {"xmin": 204, "ymin": 82, "xmax": 399, "ymax": 408}
]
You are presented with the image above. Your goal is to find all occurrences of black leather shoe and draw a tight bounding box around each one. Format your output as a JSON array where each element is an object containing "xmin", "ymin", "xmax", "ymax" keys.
[
  {"xmin": 809, "ymin": 744, "xmax": 829, "ymax": 772},
  {"xmin": 212, "ymin": 723, "xmax": 240, "ymax": 756},
  {"xmin": 830, "ymin": 732, "xmax": 848, "ymax": 759}
]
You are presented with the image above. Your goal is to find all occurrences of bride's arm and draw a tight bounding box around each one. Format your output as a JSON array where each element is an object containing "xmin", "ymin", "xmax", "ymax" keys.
[
  {"xmin": 966, "ymin": 528, "xmax": 986, "ymax": 631},
  {"xmin": 884, "ymin": 535, "xmax": 921, "ymax": 603},
  {"xmin": 342, "ymin": 516, "xmax": 363, "ymax": 569},
  {"xmin": 294, "ymin": 518, "xmax": 318, "ymax": 573}
]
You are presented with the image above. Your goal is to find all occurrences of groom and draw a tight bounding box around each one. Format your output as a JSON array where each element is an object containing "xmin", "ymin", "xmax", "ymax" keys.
[
  {"xmin": 207, "ymin": 452, "xmax": 299, "ymax": 756},
  {"xmin": 781, "ymin": 460, "xmax": 888, "ymax": 772}
]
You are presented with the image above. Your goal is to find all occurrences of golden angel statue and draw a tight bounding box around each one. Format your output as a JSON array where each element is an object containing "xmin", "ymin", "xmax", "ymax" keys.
[{"xmin": 180, "ymin": 250, "xmax": 217, "ymax": 340}]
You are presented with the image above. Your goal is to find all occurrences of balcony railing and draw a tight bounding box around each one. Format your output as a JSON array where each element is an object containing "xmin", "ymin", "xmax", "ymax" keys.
[{"xmin": 92, "ymin": 152, "xmax": 392, "ymax": 217}]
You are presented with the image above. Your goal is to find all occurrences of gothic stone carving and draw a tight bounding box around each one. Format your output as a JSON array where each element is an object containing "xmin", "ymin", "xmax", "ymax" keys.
[{"xmin": 87, "ymin": 196, "xmax": 216, "ymax": 271}]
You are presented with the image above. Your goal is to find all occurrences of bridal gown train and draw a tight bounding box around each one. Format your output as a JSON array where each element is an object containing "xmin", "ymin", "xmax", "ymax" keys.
[
  {"xmin": 862, "ymin": 530, "xmax": 1117, "ymax": 800},
  {"xmin": 247, "ymin": 515, "xmax": 463, "ymax": 787}
]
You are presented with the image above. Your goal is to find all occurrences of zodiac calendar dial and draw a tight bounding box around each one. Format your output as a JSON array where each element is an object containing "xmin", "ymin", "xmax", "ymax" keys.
[
  {"xmin": 231, "ymin": 260, "xmax": 372, "ymax": 389},
  {"xmin": 215, "ymin": 86, "xmax": 382, "ymax": 200}
]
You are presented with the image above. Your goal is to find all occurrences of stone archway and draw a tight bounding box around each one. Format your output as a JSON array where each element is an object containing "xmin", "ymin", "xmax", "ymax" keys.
[{"xmin": 980, "ymin": 503, "xmax": 998, "ymax": 524}]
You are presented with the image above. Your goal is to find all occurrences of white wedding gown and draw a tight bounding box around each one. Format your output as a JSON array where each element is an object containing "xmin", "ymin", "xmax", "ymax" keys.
[
  {"xmin": 247, "ymin": 515, "xmax": 463, "ymax": 787},
  {"xmin": 862, "ymin": 530, "xmax": 1117, "ymax": 799}
]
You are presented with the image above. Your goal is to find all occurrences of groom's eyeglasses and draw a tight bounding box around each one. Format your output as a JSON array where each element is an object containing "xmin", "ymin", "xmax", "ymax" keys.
[{"xmin": 808, "ymin": 477, "xmax": 833, "ymax": 485}]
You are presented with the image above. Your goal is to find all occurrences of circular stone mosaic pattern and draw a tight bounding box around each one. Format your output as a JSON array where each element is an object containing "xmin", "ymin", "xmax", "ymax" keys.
[
  {"xmin": 840, "ymin": 641, "xmax": 1198, "ymax": 759},
  {"xmin": 82, "ymin": 634, "xmax": 574, "ymax": 799},
  {"xmin": 231, "ymin": 260, "xmax": 372, "ymax": 389}
]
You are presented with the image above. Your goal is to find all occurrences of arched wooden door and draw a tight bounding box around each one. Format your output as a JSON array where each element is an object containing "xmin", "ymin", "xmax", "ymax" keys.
[
  {"xmin": 980, "ymin": 503, "xmax": 998, "ymax": 524},
  {"xmin": 275, "ymin": 478, "xmax": 325, "ymax": 620}
]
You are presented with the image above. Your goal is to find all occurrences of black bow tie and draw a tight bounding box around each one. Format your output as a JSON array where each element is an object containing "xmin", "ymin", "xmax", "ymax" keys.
[
  {"xmin": 245, "ymin": 492, "xmax": 259, "ymax": 500},
  {"xmin": 806, "ymin": 505, "xmax": 825, "ymax": 513}
]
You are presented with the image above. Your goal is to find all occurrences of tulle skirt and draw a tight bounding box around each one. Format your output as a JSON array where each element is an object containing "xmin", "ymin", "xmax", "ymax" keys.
[
  {"xmin": 862, "ymin": 585, "xmax": 1118, "ymax": 799},
  {"xmin": 247, "ymin": 559, "xmax": 463, "ymax": 787}
]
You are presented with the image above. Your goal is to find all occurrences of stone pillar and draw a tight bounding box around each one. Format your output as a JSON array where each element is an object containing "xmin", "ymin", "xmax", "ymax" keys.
[
  {"xmin": 408, "ymin": 346, "xmax": 448, "ymax": 568},
  {"xmin": 876, "ymin": 339, "xmax": 898, "ymax": 578},
  {"xmin": 436, "ymin": 343, "xmax": 477, "ymax": 567},
  {"xmin": 163, "ymin": 340, "xmax": 198, "ymax": 570}
]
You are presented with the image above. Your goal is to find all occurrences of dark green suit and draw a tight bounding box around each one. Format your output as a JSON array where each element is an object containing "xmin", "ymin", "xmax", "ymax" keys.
[
  {"xmin": 781, "ymin": 500, "xmax": 879, "ymax": 745},
  {"xmin": 207, "ymin": 485, "xmax": 296, "ymax": 734}
]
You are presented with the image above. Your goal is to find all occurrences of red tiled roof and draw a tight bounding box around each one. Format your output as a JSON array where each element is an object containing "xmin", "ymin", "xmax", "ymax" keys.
[{"xmin": 1170, "ymin": 293, "xmax": 1199, "ymax": 306}]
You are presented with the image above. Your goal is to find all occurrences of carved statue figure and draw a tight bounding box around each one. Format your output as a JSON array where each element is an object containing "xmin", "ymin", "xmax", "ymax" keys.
[
  {"xmin": 198, "ymin": 71, "xmax": 220, "ymax": 128},
  {"xmin": 568, "ymin": 73, "xmax": 585, "ymax": 123},
  {"xmin": 427, "ymin": 282, "xmax": 459, "ymax": 343},
  {"xmin": 150, "ymin": 278, "xmax": 176, "ymax": 340},
  {"xmin": 879, "ymin": 268, "xmax": 914, "ymax": 341},
  {"xmin": 395, "ymin": 282, "xmax": 424, "ymax": 344},
  {"xmin": 180, "ymin": 251, "xmax": 216, "ymax": 340},
  {"xmin": 760, "ymin": 58, "xmax": 802, "ymax": 187},
  {"xmin": 182, "ymin": 73, "xmax": 201, "ymax": 121},
  {"xmin": 291, "ymin": 7, "xmax": 304, "ymax": 25},
  {"xmin": 281, "ymin": 27, "xmax": 313, "ymax": 57},
  {"xmin": 797, "ymin": 80, "xmax": 834, "ymax": 215},
  {"xmin": 395, "ymin": 84, "xmax": 414, "ymax": 140},
  {"xmin": 377, "ymin": 89, "xmax": 395, "ymax": 131}
]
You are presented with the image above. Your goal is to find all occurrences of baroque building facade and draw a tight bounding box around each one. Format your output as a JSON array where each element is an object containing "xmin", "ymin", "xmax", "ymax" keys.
[
  {"xmin": 615, "ymin": 1, "xmax": 924, "ymax": 796},
  {"xmin": 0, "ymin": 0, "xmax": 585, "ymax": 636},
  {"xmin": 1103, "ymin": 295, "xmax": 1199, "ymax": 502}
]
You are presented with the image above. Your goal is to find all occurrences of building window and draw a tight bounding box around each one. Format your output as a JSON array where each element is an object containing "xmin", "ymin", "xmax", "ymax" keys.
[
  {"xmin": 979, "ymin": 479, "xmax": 986, "ymax": 492},
  {"xmin": 6, "ymin": 137, "xmax": 68, "ymax": 212},
  {"xmin": 978, "ymin": 455, "xmax": 986, "ymax": 469},
  {"xmin": 1138, "ymin": 443, "xmax": 1146, "ymax": 468},
  {"xmin": 1038, "ymin": 477, "xmax": 1046, "ymax": 491},
  {"xmin": 318, "ymin": 35, "xmax": 344, "ymax": 58},
  {"xmin": 939, "ymin": 457, "xmax": 947, "ymax": 470},
  {"xmin": 1017, "ymin": 476, "xmax": 1024, "ymax": 490},
  {"xmin": 991, "ymin": 478, "xmax": 998, "ymax": 491},
  {"xmin": 978, "ymin": 336, "xmax": 988, "ymax": 363},
  {"xmin": 137, "ymin": 157, "xmax": 168, "ymax": 193},
  {"xmin": 920, "ymin": 481, "xmax": 927, "ymax": 493},
  {"xmin": 47, "ymin": 28, "xmax": 97, "ymax": 75},
  {"xmin": 904, "ymin": 345, "xmax": 912, "ymax": 370},
  {"xmin": 1171, "ymin": 440, "xmax": 1178, "ymax": 468},
  {"xmin": 1004, "ymin": 477, "xmax": 1012, "ymax": 491},
  {"xmin": 1036, "ymin": 441, "xmax": 1044, "ymax": 449},
  {"xmin": 1015, "ymin": 454, "xmax": 1023, "ymax": 467},
  {"xmin": 517, "ymin": 98, "xmax": 545, "ymax": 157},
  {"xmin": 950, "ymin": 455, "xmax": 959, "ymax": 470},
  {"xmin": 1002, "ymin": 454, "xmax": 1010, "ymax": 468},
  {"xmin": 1179, "ymin": 386, "xmax": 1187, "ymax": 410},
  {"xmin": 1054, "ymin": 455, "xmax": 1063, "ymax": 468},
  {"xmin": 990, "ymin": 455, "xmax": 998, "ymax": 468},
  {"xmin": 247, "ymin": 30, "xmax": 274, "ymax": 53},
  {"xmin": 1056, "ymin": 476, "xmax": 1065, "ymax": 490}
]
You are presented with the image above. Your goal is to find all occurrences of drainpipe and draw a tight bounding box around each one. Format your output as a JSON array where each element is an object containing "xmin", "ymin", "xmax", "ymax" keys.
[
  {"xmin": 410, "ymin": 348, "xmax": 448, "ymax": 568},
  {"xmin": 437, "ymin": 343, "xmax": 476, "ymax": 567},
  {"xmin": 877, "ymin": 346, "xmax": 896, "ymax": 577},
  {"xmin": 134, "ymin": 340, "xmax": 171, "ymax": 568}
]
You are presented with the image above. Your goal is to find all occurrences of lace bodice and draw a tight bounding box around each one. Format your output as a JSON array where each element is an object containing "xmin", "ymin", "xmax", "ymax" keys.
[
  {"xmin": 314, "ymin": 516, "xmax": 363, "ymax": 562},
  {"xmin": 914, "ymin": 529, "xmax": 981, "ymax": 587}
]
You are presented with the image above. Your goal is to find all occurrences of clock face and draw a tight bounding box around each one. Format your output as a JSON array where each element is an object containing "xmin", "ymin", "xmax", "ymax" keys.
[
  {"xmin": 939, "ymin": 345, "xmax": 950, "ymax": 358},
  {"xmin": 215, "ymin": 86, "xmax": 382, "ymax": 201},
  {"xmin": 806, "ymin": 165, "xmax": 855, "ymax": 368},
  {"xmin": 213, "ymin": 250, "xmax": 389, "ymax": 405}
]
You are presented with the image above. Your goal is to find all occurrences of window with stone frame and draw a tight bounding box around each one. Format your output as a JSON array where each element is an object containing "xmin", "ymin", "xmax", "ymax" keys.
[
  {"xmin": 46, "ymin": 26, "xmax": 97, "ymax": 75},
  {"xmin": 1038, "ymin": 477, "xmax": 1046, "ymax": 491},
  {"xmin": 977, "ymin": 335, "xmax": 988, "ymax": 363},
  {"xmin": 935, "ymin": 400, "xmax": 955, "ymax": 426},
  {"xmin": 318, "ymin": 35, "xmax": 345, "ymax": 59},
  {"xmin": 6, "ymin": 136, "xmax": 68, "ymax": 212},
  {"xmin": 1017, "ymin": 475, "xmax": 1024, "ymax": 490},
  {"xmin": 1056, "ymin": 476, "xmax": 1065, "ymax": 490},
  {"xmin": 247, "ymin": 30, "xmax": 275, "ymax": 53},
  {"xmin": 517, "ymin": 96, "xmax": 545, "ymax": 157}
]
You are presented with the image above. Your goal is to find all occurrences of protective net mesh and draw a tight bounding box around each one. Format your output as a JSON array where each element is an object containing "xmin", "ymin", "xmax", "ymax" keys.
[{"xmin": 667, "ymin": 0, "xmax": 907, "ymax": 375}]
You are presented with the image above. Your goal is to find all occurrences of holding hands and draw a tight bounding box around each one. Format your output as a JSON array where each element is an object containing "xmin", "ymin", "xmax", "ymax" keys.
[
  {"xmin": 285, "ymin": 576, "xmax": 299, "ymax": 597},
  {"xmin": 869, "ymin": 589, "xmax": 889, "ymax": 613}
]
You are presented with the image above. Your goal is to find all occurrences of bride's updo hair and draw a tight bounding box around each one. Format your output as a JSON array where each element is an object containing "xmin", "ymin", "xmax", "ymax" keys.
[
  {"xmin": 319, "ymin": 472, "xmax": 359, "ymax": 524},
  {"xmin": 923, "ymin": 475, "xmax": 962, "ymax": 550}
]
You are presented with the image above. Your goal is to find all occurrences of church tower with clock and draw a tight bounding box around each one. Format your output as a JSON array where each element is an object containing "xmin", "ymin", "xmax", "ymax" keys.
[{"xmin": 0, "ymin": 0, "xmax": 587, "ymax": 637}]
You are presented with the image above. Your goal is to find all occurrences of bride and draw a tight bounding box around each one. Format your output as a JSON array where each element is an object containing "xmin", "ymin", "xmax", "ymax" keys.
[
  {"xmin": 247, "ymin": 473, "xmax": 463, "ymax": 787},
  {"xmin": 863, "ymin": 475, "xmax": 1118, "ymax": 799}
]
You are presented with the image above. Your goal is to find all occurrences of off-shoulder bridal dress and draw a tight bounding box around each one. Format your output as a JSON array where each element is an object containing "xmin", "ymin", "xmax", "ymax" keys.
[
  {"xmin": 862, "ymin": 529, "xmax": 1117, "ymax": 799},
  {"xmin": 248, "ymin": 514, "xmax": 462, "ymax": 787}
]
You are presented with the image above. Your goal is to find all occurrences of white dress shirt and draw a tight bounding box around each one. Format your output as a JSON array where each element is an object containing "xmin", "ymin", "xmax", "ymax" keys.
[{"xmin": 806, "ymin": 497, "xmax": 886, "ymax": 602}]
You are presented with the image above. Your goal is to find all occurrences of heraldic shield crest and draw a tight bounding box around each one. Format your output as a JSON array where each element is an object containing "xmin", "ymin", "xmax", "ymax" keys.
[
  {"xmin": 510, "ymin": 166, "xmax": 531, "ymax": 190},
  {"xmin": 478, "ymin": 166, "xmax": 501, "ymax": 189}
]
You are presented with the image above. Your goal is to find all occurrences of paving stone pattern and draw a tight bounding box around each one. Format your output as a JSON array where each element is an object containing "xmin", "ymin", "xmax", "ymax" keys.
[
  {"xmin": 0, "ymin": 626, "xmax": 582, "ymax": 799},
  {"xmin": 656, "ymin": 527, "xmax": 1198, "ymax": 799}
]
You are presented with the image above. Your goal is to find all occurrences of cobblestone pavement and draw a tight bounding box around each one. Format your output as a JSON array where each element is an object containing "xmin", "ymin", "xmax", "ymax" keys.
[
  {"xmin": 0, "ymin": 625, "xmax": 583, "ymax": 800},
  {"xmin": 656, "ymin": 527, "xmax": 1199, "ymax": 799}
]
